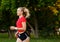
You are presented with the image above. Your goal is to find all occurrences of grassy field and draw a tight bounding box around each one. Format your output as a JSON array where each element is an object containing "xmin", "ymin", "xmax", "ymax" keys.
[
  {"xmin": 0, "ymin": 33, "xmax": 60, "ymax": 42},
  {"xmin": 0, "ymin": 38, "xmax": 60, "ymax": 42}
]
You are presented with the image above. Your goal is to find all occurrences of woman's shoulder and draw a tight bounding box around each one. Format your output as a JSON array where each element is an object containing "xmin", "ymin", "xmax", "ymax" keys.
[{"xmin": 21, "ymin": 16, "xmax": 26, "ymax": 22}]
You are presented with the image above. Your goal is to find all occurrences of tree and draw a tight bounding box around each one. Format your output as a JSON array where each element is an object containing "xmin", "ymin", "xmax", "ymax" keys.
[{"xmin": 1, "ymin": 0, "xmax": 60, "ymax": 38}]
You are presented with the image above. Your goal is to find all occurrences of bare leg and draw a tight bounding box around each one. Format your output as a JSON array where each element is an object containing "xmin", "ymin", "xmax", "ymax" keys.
[
  {"xmin": 23, "ymin": 37, "xmax": 30, "ymax": 42},
  {"xmin": 16, "ymin": 38, "xmax": 22, "ymax": 42}
]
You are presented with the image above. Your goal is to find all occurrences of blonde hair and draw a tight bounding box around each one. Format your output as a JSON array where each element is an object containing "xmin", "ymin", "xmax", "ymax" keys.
[{"xmin": 17, "ymin": 7, "xmax": 30, "ymax": 18}]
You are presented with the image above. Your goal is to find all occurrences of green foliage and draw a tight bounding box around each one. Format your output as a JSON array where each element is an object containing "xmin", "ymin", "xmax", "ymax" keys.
[
  {"xmin": 1, "ymin": 0, "xmax": 10, "ymax": 10},
  {"xmin": 0, "ymin": 0, "xmax": 60, "ymax": 38},
  {"xmin": 18, "ymin": 0, "xmax": 29, "ymax": 7},
  {"xmin": 10, "ymin": 0, "xmax": 16, "ymax": 14}
]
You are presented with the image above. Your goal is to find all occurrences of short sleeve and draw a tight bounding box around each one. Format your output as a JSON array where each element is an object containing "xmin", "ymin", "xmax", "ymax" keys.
[{"xmin": 21, "ymin": 17, "xmax": 26, "ymax": 22}]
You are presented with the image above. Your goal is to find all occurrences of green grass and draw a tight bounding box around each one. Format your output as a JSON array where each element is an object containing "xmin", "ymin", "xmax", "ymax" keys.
[
  {"xmin": 0, "ymin": 33, "xmax": 60, "ymax": 42},
  {"xmin": 0, "ymin": 38, "xmax": 60, "ymax": 42}
]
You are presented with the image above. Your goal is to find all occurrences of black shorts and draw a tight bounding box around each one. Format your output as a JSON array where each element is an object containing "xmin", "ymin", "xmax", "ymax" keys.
[{"xmin": 18, "ymin": 32, "xmax": 29, "ymax": 41}]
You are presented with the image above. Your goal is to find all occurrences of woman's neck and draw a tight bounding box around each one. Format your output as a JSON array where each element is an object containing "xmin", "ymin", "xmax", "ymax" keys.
[{"xmin": 19, "ymin": 15, "xmax": 23, "ymax": 18}]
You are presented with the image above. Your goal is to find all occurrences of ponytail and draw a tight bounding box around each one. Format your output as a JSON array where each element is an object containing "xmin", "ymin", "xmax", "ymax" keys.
[{"xmin": 23, "ymin": 7, "xmax": 30, "ymax": 18}]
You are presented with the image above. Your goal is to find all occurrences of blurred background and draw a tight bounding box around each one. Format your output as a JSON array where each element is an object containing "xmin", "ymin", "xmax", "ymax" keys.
[{"xmin": 0, "ymin": 0, "xmax": 60, "ymax": 42}]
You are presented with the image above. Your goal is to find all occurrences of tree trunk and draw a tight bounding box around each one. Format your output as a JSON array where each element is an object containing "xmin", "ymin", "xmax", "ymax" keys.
[
  {"xmin": 8, "ymin": 30, "xmax": 12, "ymax": 38},
  {"xmin": 34, "ymin": 14, "xmax": 39, "ymax": 38}
]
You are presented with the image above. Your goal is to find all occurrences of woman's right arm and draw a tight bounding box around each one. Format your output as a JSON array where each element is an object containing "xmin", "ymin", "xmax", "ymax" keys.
[{"xmin": 15, "ymin": 31, "xmax": 18, "ymax": 38}]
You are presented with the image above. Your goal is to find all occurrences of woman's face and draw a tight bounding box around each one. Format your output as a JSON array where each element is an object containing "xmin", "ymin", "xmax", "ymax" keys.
[{"xmin": 17, "ymin": 8, "xmax": 23, "ymax": 16}]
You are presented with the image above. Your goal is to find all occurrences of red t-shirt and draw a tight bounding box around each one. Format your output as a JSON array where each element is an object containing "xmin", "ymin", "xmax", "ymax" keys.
[{"xmin": 16, "ymin": 16, "xmax": 26, "ymax": 32}]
